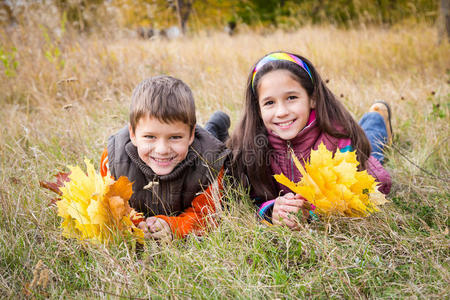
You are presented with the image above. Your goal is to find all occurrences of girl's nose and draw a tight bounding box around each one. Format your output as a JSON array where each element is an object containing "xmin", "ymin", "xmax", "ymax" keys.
[{"xmin": 275, "ymin": 102, "xmax": 289, "ymax": 117}]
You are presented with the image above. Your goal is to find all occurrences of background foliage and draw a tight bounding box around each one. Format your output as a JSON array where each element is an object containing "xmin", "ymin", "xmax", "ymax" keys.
[{"xmin": 0, "ymin": 0, "xmax": 441, "ymax": 32}]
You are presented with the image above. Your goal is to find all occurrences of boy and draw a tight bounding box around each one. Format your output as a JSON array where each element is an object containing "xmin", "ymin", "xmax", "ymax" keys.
[{"xmin": 100, "ymin": 76, "xmax": 230, "ymax": 240}]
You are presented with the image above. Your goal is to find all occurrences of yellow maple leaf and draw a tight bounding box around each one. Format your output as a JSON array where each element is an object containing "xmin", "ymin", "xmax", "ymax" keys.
[
  {"xmin": 274, "ymin": 143, "xmax": 388, "ymax": 217},
  {"xmin": 56, "ymin": 159, "xmax": 144, "ymax": 244}
]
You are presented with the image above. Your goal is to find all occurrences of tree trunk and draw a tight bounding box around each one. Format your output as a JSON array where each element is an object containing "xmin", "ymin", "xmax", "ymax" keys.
[
  {"xmin": 439, "ymin": 0, "xmax": 450, "ymax": 43},
  {"xmin": 175, "ymin": 0, "xmax": 193, "ymax": 35},
  {"xmin": 0, "ymin": 0, "xmax": 16, "ymax": 26}
]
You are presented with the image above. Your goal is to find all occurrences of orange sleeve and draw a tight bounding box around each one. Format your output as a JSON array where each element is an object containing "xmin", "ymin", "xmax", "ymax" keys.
[
  {"xmin": 100, "ymin": 147, "xmax": 109, "ymax": 177},
  {"xmin": 155, "ymin": 168, "xmax": 224, "ymax": 238}
]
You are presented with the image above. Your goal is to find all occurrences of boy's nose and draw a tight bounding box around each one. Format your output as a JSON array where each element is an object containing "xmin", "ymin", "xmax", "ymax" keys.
[{"xmin": 154, "ymin": 140, "xmax": 170, "ymax": 154}]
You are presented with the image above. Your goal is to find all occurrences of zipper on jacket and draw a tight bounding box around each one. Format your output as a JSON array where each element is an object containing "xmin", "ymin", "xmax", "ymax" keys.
[{"xmin": 287, "ymin": 141, "xmax": 295, "ymax": 181}]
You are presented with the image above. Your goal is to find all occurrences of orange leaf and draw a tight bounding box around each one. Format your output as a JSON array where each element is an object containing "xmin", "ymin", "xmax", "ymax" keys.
[
  {"xmin": 39, "ymin": 172, "xmax": 71, "ymax": 195},
  {"xmin": 104, "ymin": 176, "xmax": 134, "ymax": 223},
  {"xmin": 105, "ymin": 176, "xmax": 133, "ymax": 205}
]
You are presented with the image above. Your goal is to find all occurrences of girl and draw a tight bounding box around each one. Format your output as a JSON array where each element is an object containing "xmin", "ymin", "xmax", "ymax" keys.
[{"xmin": 228, "ymin": 52, "xmax": 392, "ymax": 228}]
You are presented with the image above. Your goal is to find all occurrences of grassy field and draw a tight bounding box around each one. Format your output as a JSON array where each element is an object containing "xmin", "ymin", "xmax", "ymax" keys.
[{"xmin": 1, "ymin": 22, "xmax": 449, "ymax": 298}]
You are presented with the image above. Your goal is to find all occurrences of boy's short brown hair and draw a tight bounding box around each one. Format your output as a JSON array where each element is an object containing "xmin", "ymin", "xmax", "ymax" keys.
[{"xmin": 129, "ymin": 76, "xmax": 196, "ymax": 133}]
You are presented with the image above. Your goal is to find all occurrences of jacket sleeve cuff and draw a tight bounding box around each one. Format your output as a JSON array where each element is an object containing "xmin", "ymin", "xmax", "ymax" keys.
[
  {"xmin": 153, "ymin": 215, "xmax": 183, "ymax": 238},
  {"xmin": 258, "ymin": 200, "xmax": 275, "ymax": 220}
]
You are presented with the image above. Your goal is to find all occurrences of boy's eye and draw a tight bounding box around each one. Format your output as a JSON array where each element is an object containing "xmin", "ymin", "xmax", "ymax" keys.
[
  {"xmin": 144, "ymin": 135, "xmax": 155, "ymax": 139},
  {"xmin": 170, "ymin": 136, "xmax": 182, "ymax": 140}
]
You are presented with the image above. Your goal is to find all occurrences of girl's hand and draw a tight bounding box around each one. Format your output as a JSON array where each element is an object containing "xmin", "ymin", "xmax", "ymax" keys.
[
  {"xmin": 139, "ymin": 217, "xmax": 173, "ymax": 241},
  {"xmin": 272, "ymin": 193, "xmax": 310, "ymax": 230}
]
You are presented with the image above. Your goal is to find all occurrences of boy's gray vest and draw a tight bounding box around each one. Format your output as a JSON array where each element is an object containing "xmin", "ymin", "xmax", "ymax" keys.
[{"xmin": 107, "ymin": 126, "xmax": 229, "ymax": 217}]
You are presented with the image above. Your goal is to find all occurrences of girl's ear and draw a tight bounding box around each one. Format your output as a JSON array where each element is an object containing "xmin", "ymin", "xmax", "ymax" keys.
[
  {"xmin": 310, "ymin": 98, "xmax": 316, "ymax": 109},
  {"xmin": 129, "ymin": 124, "xmax": 137, "ymax": 146}
]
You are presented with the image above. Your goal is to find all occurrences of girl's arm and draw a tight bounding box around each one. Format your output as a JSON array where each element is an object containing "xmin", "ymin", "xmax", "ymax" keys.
[
  {"xmin": 366, "ymin": 156, "xmax": 391, "ymax": 194},
  {"xmin": 259, "ymin": 193, "xmax": 309, "ymax": 228}
]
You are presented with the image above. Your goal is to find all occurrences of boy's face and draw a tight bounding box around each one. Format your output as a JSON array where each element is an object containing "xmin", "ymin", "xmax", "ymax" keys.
[{"xmin": 130, "ymin": 115, "xmax": 194, "ymax": 175}]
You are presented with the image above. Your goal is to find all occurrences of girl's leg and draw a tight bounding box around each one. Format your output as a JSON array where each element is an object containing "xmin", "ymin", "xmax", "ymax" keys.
[
  {"xmin": 359, "ymin": 112, "xmax": 388, "ymax": 163},
  {"xmin": 370, "ymin": 101, "xmax": 393, "ymax": 144}
]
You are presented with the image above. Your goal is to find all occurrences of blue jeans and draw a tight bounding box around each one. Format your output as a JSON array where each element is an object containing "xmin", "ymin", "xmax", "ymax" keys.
[{"xmin": 359, "ymin": 112, "xmax": 388, "ymax": 164}]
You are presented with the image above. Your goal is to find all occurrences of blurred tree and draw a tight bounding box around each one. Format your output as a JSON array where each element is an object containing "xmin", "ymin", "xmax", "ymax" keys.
[
  {"xmin": 115, "ymin": 0, "xmax": 179, "ymax": 30},
  {"xmin": 174, "ymin": 0, "xmax": 194, "ymax": 34},
  {"xmin": 440, "ymin": 0, "xmax": 450, "ymax": 42},
  {"xmin": 236, "ymin": 0, "xmax": 287, "ymax": 26},
  {"xmin": 54, "ymin": 0, "xmax": 105, "ymax": 32},
  {"xmin": 234, "ymin": 0, "xmax": 438, "ymax": 28},
  {"xmin": 188, "ymin": 0, "xmax": 238, "ymax": 31},
  {"xmin": 0, "ymin": 0, "xmax": 440, "ymax": 32},
  {"xmin": 116, "ymin": 0, "xmax": 236, "ymax": 34},
  {"xmin": 96, "ymin": 0, "xmax": 441, "ymax": 33},
  {"xmin": 0, "ymin": 0, "xmax": 16, "ymax": 26}
]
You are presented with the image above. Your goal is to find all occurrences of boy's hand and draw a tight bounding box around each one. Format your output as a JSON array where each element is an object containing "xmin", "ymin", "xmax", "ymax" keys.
[
  {"xmin": 272, "ymin": 193, "xmax": 310, "ymax": 230},
  {"xmin": 138, "ymin": 217, "xmax": 173, "ymax": 241}
]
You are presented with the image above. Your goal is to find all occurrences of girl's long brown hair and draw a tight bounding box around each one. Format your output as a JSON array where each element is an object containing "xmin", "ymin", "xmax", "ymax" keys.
[{"xmin": 227, "ymin": 52, "xmax": 372, "ymax": 201}]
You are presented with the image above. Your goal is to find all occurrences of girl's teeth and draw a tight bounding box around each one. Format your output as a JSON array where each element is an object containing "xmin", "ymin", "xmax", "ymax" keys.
[{"xmin": 279, "ymin": 121, "xmax": 293, "ymax": 126}]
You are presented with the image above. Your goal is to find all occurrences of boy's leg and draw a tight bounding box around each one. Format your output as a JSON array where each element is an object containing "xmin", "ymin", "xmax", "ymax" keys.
[
  {"xmin": 204, "ymin": 111, "xmax": 230, "ymax": 143},
  {"xmin": 359, "ymin": 101, "xmax": 393, "ymax": 164}
]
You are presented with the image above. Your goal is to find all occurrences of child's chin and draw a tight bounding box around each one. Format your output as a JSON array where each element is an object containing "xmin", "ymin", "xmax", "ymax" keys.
[
  {"xmin": 153, "ymin": 169, "xmax": 173, "ymax": 176},
  {"xmin": 149, "ymin": 164, "xmax": 175, "ymax": 176},
  {"xmin": 276, "ymin": 131, "xmax": 297, "ymax": 140}
]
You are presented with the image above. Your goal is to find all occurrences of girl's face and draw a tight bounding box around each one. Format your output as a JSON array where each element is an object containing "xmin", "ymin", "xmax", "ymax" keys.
[{"xmin": 257, "ymin": 69, "xmax": 315, "ymax": 140}]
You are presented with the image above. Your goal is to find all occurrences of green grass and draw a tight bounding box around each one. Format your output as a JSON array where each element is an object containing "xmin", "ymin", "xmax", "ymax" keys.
[{"xmin": 0, "ymin": 20, "xmax": 449, "ymax": 298}]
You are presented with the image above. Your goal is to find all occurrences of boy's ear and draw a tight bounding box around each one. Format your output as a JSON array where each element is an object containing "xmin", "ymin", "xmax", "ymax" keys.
[
  {"xmin": 188, "ymin": 127, "xmax": 195, "ymax": 146},
  {"xmin": 129, "ymin": 124, "xmax": 137, "ymax": 146}
]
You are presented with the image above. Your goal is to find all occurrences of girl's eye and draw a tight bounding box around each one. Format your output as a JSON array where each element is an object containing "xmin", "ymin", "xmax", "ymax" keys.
[
  {"xmin": 263, "ymin": 100, "xmax": 274, "ymax": 106},
  {"xmin": 170, "ymin": 136, "xmax": 182, "ymax": 140},
  {"xmin": 287, "ymin": 95, "xmax": 298, "ymax": 101}
]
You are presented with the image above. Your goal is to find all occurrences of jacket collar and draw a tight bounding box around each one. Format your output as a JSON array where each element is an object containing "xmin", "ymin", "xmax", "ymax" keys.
[{"xmin": 267, "ymin": 109, "xmax": 319, "ymax": 150}]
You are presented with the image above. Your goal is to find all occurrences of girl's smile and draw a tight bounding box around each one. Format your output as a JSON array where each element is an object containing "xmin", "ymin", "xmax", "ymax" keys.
[
  {"xmin": 257, "ymin": 69, "xmax": 315, "ymax": 140},
  {"xmin": 276, "ymin": 119, "xmax": 295, "ymax": 128}
]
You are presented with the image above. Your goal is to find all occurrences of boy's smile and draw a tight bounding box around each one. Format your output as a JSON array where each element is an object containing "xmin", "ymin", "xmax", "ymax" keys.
[{"xmin": 129, "ymin": 116, "xmax": 194, "ymax": 175}]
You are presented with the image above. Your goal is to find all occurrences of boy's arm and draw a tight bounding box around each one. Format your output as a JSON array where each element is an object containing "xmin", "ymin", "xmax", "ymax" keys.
[
  {"xmin": 100, "ymin": 148, "xmax": 109, "ymax": 177},
  {"xmin": 155, "ymin": 168, "xmax": 224, "ymax": 238},
  {"xmin": 101, "ymin": 147, "xmax": 225, "ymax": 238}
]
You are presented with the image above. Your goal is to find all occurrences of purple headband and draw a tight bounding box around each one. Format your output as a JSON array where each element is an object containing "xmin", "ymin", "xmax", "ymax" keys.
[{"xmin": 251, "ymin": 52, "xmax": 313, "ymax": 91}]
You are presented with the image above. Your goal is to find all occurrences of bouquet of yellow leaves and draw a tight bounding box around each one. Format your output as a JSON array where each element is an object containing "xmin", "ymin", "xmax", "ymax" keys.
[
  {"xmin": 43, "ymin": 159, "xmax": 145, "ymax": 244},
  {"xmin": 274, "ymin": 143, "xmax": 388, "ymax": 217}
]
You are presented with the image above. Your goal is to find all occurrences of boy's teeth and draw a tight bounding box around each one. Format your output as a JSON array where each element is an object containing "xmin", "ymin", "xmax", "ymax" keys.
[{"xmin": 154, "ymin": 157, "xmax": 172, "ymax": 162}]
